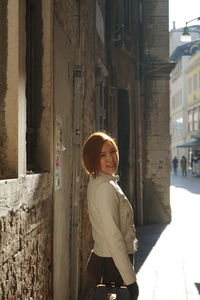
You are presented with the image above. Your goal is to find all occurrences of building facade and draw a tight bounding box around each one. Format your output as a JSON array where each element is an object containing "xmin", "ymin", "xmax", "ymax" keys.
[
  {"xmin": 185, "ymin": 50, "xmax": 200, "ymax": 174},
  {"xmin": 170, "ymin": 39, "xmax": 200, "ymax": 175},
  {"xmin": 0, "ymin": 0, "xmax": 171, "ymax": 299},
  {"xmin": 170, "ymin": 56, "xmax": 190, "ymax": 163}
]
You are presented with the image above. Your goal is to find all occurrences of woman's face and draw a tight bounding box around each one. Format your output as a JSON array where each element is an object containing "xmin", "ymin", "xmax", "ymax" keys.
[{"xmin": 99, "ymin": 140, "xmax": 119, "ymax": 175}]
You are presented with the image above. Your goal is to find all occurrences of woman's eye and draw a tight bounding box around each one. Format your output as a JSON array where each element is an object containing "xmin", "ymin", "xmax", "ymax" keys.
[{"xmin": 111, "ymin": 149, "xmax": 116, "ymax": 154}]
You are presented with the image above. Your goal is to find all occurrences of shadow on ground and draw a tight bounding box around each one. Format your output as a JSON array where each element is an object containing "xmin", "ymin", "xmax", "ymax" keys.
[
  {"xmin": 195, "ymin": 283, "xmax": 200, "ymax": 294},
  {"xmin": 135, "ymin": 223, "xmax": 168, "ymax": 273},
  {"xmin": 170, "ymin": 174, "xmax": 200, "ymax": 195}
]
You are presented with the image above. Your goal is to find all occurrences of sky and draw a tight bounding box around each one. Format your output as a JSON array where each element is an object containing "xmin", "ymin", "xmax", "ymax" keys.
[{"xmin": 169, "ymin": 0, "xmax": 200, "ymax": 30}]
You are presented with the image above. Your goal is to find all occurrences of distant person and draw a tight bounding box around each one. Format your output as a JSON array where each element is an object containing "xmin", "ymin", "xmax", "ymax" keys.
[
  {"xmin": 180, "ymin": 156, "xmax": 187, "ymax": 176},
  {"xmin": 172, "ymin": 156, "xmax": 178, "ymax": 175}
]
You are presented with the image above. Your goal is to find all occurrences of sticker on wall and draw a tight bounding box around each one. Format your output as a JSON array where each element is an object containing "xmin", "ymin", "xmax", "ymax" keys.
[{"xmin": 55, "ymin": 115, "xmax": 63, "ymax": 190}]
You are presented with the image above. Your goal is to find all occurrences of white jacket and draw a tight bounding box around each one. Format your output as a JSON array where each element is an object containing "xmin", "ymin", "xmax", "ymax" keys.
[{"xmin": 87, "ymin": 172, "xmax": 137, "ymax": 285}]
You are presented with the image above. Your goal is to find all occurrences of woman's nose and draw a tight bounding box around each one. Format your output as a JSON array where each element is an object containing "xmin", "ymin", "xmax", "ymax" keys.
[{"xmin": 107, "ymin": 153, "xmax": 114, "ymax": 161}]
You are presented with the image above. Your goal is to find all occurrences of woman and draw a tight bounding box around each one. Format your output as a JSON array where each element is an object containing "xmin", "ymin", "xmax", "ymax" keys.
[{"xmin": 82, "ymin": 131, "xmax": 139, "ymax": 300}]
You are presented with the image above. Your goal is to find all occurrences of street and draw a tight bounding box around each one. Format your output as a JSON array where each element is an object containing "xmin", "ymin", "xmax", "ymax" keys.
[{"xmin": 135, "ymin": 174, "xmax": 200, "ymax": 300}]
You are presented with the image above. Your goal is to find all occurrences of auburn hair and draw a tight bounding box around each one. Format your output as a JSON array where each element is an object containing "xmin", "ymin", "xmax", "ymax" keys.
[{"xmin": 82, "ymin": 131, "xmax": 118, "ymax": 177}]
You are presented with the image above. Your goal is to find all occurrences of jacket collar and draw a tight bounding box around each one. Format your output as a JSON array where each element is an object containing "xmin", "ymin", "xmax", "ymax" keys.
[{"xmin": 98, "ymin": 172, "xmax": 119, "ymax": 182}]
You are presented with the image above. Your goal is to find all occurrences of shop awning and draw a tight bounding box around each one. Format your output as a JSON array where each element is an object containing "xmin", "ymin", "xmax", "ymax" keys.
[{"xmin": 177, "ymin": 140, "xmax": 200, "ymax": 148}]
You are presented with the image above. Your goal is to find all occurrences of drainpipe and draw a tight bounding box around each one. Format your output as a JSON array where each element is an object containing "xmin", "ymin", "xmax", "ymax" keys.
[
  {"xmin": 134, "ymin": 80, "xmax": 143, "ymax": 227},
  {"xmin": 134, "ymin": 0, "xmax": 144, "ymax": 226},
  {"xmin": 70, "ymin": 1, "xmax": 82, "ymax": 296},
  {"xmin": 70, "ymin": 63, "xmax": 82, "ymax": 300}
]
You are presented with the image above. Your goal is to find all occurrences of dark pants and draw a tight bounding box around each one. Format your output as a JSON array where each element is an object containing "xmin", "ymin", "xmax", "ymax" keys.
[
  {"xmin": 87, "ymin": 251, "xmax": 138, "ymax": 299},
  {"xmin": 182, "ymin": 169, "xmax": 187, "ymax": 176},
  {"xmin": 173, "ymin": 166, "xmax": 177, "ymax": 175}
]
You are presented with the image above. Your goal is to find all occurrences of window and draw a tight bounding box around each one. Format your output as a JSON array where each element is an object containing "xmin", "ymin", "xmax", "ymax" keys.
[
  {"xmin": 173, "ymin": 118, "xmax": 183, "ymax": 136},
  {"xmin": 26, "ymin": 0, "xmax": 43, "ymax": 171},
  {"xmin": 193, "ymin": 107, "xmax": 198, "ymax": 131},
  {"xmin": 199, "ymin": 71, "xmax": 200, "ymax": 89},
  {"xmin": 188, "ymin": 110, "xmax": 193, "ymax": 132},
  {"xmin": 177, "ymin": 118, "xmax": 183, "ymax": 136},
  {"xmin": 0, "ymin": 0, "xmax": 50, "ymax": 178},
  {"xmin": 172, "ymin": 90, "xmax": 182, "ymax": 109},
  {"xmin": 199, "ymin": 106, "xmax": 200, "ymax": 130}
]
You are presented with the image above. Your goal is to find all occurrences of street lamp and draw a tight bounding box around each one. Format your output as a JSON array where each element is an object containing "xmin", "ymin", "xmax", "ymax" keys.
[{"xmin": 180, "ymin": 17, "xmax": 200, "ymax": 42}]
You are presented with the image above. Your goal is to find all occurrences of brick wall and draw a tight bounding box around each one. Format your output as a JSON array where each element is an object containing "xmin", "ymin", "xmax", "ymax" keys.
[{"xmin": 0, "ymin": 174, "xmax": 53, "ymax": 299}]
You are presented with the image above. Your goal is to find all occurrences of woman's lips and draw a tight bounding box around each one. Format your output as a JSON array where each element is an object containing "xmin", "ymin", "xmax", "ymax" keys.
[{"xmin": 107, "ymin": 164, "xmax": 116, "ymax": 168}]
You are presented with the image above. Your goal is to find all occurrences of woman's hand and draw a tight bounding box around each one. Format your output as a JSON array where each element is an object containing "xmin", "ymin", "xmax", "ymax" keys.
[{"xmin": 127, "ymin": 281, "xmax": 139, "ymax": 300}]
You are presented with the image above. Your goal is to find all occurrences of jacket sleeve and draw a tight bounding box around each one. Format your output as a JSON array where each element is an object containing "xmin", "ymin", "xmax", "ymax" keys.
[{"xmin": 94, "ymin": 182, "xmax": 136, "ymax": 285}]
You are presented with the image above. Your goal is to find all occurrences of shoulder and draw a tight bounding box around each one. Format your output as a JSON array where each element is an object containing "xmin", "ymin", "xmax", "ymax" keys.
[
  {"xmin": 90, "ymin": 176, "xmax": 116, "ymax": 195},
  {"xmin": 96, "ymin": 180, "xmax": 117, "ymax": 195},
  {"xmin": 88, "ymin": 176, "xmax": 119, "ymax": 204}
]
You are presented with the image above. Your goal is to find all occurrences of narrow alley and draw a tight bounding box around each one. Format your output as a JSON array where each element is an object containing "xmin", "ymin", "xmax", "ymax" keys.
[
  {"xmin": 135, "ymin": 174, "xmax": 200, "ymax": 300},
  {"xmin": 0, "ymin": 1, "xmax": 193, "ymax": 299}
]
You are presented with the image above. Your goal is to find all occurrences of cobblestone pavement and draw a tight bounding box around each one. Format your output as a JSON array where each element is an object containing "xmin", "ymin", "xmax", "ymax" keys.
[{"xmin": 135, "ymin": 174, "xmax": 200, "ymax": 300}]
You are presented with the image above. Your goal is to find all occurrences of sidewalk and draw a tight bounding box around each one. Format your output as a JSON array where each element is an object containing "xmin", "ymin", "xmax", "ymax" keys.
[{"xmin": 135, "ymin": 175, "xmax": 200, "ymax": 300}]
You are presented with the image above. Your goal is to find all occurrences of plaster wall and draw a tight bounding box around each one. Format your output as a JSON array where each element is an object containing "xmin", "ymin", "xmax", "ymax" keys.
[
  {"xmin": 53, "ymin": 17, "xmax": 74, "ymax": 300},
  {"xmin": 53, "ymin": 1, "xmax": 98, "ymax": 298}
]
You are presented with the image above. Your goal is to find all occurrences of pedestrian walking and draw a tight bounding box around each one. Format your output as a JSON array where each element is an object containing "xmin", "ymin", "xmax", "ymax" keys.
[
  {"xmin": 82, "ymin": 131, "xmax": 139, "ymax": 300},
  {"xmin": 180, "ymin": 156, "xmax": 187, "ymax": 176},
  {"xmin": 172, "ymin": 156, "xmax": 178, "ymax": 175}
]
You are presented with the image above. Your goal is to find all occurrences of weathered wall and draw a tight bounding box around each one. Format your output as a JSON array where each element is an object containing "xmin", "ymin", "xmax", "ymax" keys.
[
  {"xmin": 53, "ymin": 0, "xmax": 98, "ymax": 299},
  {"xmin": 0, "ymin": 1, "xmax": 54, "ymax": 299},
  {"xmin": 78, "ymin": 1, "xmax": 97, "ymax": 297},
  {"xmin": 0, "ymin": 0, "xmax": 17, "ymax": 179},
  {"xmin": 0, "ymin": 174, "xmax": 53, "ymax": 299},
  {"xmin": 142, "ymin": 0, "xmax": 171, "ymax": 223},
  {"xmin": 53, "ymin": 16, "xmax": 75, "ymax": 300},
  {"xmin": 0, "ymin": 0, "xmax": 8, "ymax": 177}
]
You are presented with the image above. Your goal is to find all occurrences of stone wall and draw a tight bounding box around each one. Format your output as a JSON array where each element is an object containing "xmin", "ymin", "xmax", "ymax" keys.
[
  {"xmin": 142, "ymin": 0, "xmax": 171, "ymax": 224},
  {"xmin": 0, "ymin": 174, "xmax": 53, "ymax": 299},
  {"xmin": 0, "ymin": 1, "xmax": 54, "ymax": 299},
  {"xmin": 143, "ymin": 78, "xmax": 171, "ymax": 223}
]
